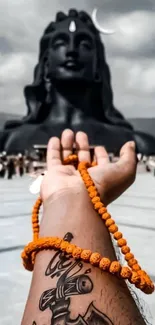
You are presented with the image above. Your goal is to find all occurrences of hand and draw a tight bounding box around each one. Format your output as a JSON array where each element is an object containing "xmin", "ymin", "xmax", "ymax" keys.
[{"xmin": 41, "ymin": 129, "xmax": 137, "ymax": 206}]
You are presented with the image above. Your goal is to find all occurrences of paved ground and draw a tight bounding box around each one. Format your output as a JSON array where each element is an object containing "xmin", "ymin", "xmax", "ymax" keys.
[{"xmin": 0, "ymin": 167, "xmax": 155, "ymax": 324}]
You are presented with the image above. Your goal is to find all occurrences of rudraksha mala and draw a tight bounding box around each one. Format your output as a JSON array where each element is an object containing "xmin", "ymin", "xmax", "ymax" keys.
[{"xmin": 21, "ymin": 154, "xmax": 154, "ymax": 295}]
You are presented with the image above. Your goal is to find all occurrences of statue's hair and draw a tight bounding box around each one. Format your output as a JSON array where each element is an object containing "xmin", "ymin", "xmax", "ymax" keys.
[{"xmin": 24, "ymin": 9, "xmax": 132, "ymax": 129}]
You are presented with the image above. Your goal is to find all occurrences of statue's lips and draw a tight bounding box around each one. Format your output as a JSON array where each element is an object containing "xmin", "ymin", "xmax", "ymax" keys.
[{"xmin": 62, "ymin": 60, "xmax": 82, "ymax": 71}]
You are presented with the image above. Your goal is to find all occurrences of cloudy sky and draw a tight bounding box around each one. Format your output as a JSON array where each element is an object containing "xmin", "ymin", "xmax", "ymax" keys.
[{"xmin": 0, "ymin": 0, "xmax": 155, "ymax": 118}]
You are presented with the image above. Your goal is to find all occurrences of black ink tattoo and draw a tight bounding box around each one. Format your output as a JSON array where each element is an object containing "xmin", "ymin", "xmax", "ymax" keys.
[
  {"xmin": 45, "ymin": 232, "xmax": 74, "ymax": 278},
  {"xmin": 39, "ymin": 232, "xmax": 114, "ymax": 325}
]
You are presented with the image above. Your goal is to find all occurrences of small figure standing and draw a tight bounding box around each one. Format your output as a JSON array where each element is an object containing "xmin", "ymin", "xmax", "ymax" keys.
[
  {"xmin": 7, "ymin": 158, "xmax": 15, "ymax": 179},
  {"xmin": 0, "ymin": 152, "xmax": 7, "ymax": 178},
  {"xmin": 18, "ymin": 153, "xmax": 24, "ymax": 177},
  {"xmin": 0, "ymin": 155, "xmax": 4, "ymax": 178},
  {"xmin": 25, "ymin": 157, "xmax": 30, "ymax": 174}
]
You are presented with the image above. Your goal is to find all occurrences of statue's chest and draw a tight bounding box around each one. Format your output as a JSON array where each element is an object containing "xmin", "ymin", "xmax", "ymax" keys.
[{"xmin": 46, "ymin": 104, "xmax": 85, "ymax": 125}]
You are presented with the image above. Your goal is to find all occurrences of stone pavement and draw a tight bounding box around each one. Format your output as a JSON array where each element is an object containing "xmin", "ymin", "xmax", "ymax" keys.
[{"xmin": 0, "ymin": 169, "xmax": 155, "ymax": 324}]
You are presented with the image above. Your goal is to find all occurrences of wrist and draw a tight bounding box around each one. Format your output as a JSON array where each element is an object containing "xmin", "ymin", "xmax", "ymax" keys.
[
  {"xmin": 42, "ymin": 185, "xmax": 86, "ymax": 210},
  {"xmin": 39, "ymin": 187, "xmax": 116, "ymax": 259},
  {"xmin": 40, "ymin": 186, "xmax": 90, "ymax": 236}
]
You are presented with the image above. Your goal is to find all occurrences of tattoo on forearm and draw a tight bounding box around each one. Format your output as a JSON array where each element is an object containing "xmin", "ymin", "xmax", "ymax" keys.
[{"xmin": 39, "ymin": 232, "xmax": 114, "ymax": 324}]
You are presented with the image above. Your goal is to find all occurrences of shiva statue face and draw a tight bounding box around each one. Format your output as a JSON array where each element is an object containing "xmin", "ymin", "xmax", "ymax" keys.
[{"xmin": 44, "ymin": 18, "xmax": 97, "ymax": 82}]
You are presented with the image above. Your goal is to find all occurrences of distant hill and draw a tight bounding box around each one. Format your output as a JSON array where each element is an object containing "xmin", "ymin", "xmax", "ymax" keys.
[
  {"xmin": 129, "ymin": 118, "xmax": 155, "ymax": 137},
  {"xmin": 1, "ymin": 112, "xmax": 155, "ymax": 137}
]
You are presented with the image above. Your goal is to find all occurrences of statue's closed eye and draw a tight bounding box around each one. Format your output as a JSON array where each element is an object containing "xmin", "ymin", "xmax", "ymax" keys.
[
  {"xmin": 76, "ymin": 33, "xmax": 94, "ymax": 50},
  {"xmin": 51, "ymin": 33, "xmax": 69, "ymax": 49},
  {"xmin": 52, "ymin": 39, "xmax": 66, "ymax": 49},
  {"xmin": 79, "ymin": 40, "xmax": 93, "ymax": 50}
]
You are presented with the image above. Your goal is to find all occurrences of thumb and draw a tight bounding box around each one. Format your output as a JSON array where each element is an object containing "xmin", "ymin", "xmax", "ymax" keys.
[
  {"xmin": 117, "ymin": 141, "xmax": 137, "ymax": 182},
  {"xmin": 120, "ymin": 141, "xmax": 136, "ymax": 158}
]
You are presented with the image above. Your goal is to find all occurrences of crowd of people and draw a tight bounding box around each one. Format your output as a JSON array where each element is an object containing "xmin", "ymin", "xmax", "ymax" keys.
[
  {"xmin": 0, "ymin": 151, "xmax": 31, "ymax": 179},
  {"xmin": 0, "ymin": 149, "xmax": 155, "ymax": 181}
]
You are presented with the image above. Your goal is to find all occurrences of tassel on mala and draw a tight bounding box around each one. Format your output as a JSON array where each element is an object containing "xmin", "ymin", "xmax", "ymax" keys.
[{"xmin": 21, "ymin": 155, "xmax": 154, "ymax": 295}]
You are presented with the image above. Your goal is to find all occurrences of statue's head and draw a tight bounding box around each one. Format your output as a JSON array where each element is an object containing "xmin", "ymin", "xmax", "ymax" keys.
[
  {"xmin": 24, "ymin": 9, "xmax": 132, "ymax": 129},
  {"xmin": 42, "ymin": 10, "xmax": 100, "ymax": 83},
  {"xmin": 29, "ymin": 9, "xmax": 106, "ymax": 88}
]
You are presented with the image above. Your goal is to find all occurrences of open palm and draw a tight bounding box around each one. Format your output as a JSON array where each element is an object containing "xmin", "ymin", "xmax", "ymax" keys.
[{"xmin": 41, "ymin": 129, "xmax": 137, "ymax": 206}]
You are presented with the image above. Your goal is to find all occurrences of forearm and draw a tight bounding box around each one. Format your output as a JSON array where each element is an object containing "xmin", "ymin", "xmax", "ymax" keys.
[
  {"xmin": 40, "ymin": 187, "xmax": 116, "ymax": 258},
  {"xmin": 22, "ymin": 189, "xmax": 145, "ymax": 325}
]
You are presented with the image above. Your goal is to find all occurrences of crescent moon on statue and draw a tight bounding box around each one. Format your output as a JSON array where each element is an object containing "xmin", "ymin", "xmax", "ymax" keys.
[{"xmin": 92, "ymin": 8, "xmax": 115, "ymax": 35}]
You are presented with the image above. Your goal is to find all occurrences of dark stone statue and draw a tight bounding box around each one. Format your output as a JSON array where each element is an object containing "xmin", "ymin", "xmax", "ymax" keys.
[{"xmin": 0, "ymin": 9, "xmax": 155, "ymax": 154}]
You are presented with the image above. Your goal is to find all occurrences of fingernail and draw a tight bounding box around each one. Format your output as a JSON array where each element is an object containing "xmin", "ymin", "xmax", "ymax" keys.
[{"xmin": 128, "ymin": 141, "xmax": 136, "ymax": 149}]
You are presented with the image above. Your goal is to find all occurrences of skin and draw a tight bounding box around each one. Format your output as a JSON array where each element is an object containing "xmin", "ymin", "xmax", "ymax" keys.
[
  {"xmin": 22, "ymin": 130, "xmax": 146, "ymax": 325},
  {"xmin": 41, "ymin": 129, "xmax": 137, "ymax": 206}
]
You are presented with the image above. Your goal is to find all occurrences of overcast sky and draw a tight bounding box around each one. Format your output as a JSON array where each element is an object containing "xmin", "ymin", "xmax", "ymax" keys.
[{"xmin": 0, "ymin": 0, "xmax": 155, "ymax": 118}]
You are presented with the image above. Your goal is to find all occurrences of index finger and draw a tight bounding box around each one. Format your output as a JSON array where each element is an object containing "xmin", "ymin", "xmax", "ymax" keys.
[{"xmin": 47, "ymin": 137, "xmax": 62, "ymax": 170}]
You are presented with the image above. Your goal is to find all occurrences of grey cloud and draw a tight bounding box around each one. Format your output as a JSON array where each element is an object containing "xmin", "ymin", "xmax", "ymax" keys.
[
  {"xmin": 0, "ymin": 0, "xmax": 155, "ymax": 118},
  {"xmin": 89, "ymin": 0, "xmax": 155, "ymax": 14},
  {"xmin": 0, "ymin": 37, "xmax": 13, "ymax": 55}
]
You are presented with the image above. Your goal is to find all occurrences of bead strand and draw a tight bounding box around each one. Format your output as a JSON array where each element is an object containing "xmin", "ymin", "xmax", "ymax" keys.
[
  {"xmin": 21, "ymin": 236, "xmax": 154, "ymax": 294},
  {"xmin": 78, "ymin": 159, "xmax": 154, "ymax": 293},
  {"xmin": 32, "ymin": 197, "xmax": 42, "ymax": 241},
  {"xmin": 78, "ymin": 163, "xmax": 140, "ymax": 272}
]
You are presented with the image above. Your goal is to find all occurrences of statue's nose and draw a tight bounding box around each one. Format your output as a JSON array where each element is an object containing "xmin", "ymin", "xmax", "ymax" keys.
[{"xmin": 66, "ymin": 40, "xmax": 78, "ymax": 58}]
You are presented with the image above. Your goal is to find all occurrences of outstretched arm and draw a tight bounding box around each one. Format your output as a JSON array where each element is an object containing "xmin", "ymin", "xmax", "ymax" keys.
[{"xmin": 21, "ymin": 130, "xmax": 146, "ymax": 325}]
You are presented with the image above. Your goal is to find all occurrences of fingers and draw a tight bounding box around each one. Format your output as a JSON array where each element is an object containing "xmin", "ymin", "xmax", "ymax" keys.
[
  {"xmin": 47, "ymin": 130, "xmax": 74, "ymax": 169},
  {"xmin": 47, "ymin": 137, "xmax": 61, "ymax": 170},
  {"xmin": 48, "ymin": 130, "xmax": 109, "ymax": 168},
  {"xmin": 46, "ymin": 130, "xmax": 91, "ymax": 169},
  {"xmin": 116, "ymin": 141, "xmax": 137, "ymax": 181},
  {"xmin": 76, "ymin": 131, "xmax": 91, "ymax": 162},
  {"xmin": 61, "ymin": 129, "xmax": 74, "ymax": 160},
  {"xmin": 94, "ymin": 146, "xmax": 109, "ymax": 165}
]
